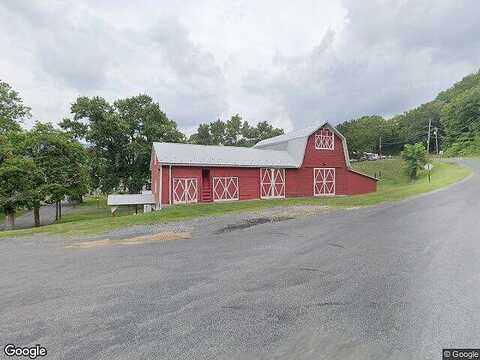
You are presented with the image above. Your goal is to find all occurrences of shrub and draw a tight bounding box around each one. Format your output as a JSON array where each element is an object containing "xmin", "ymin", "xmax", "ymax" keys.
[{"xmin": 401, "ymin": 143, "xmax": 427, "ymax": 180}]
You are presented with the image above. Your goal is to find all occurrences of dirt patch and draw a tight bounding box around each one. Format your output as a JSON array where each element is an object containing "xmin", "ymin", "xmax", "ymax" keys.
[
  {"xmin": 66, "ymin": 231, "xmax": 191, "ymax": 249},
  {"xmin": 215, "ymin": 216, "xmax": 294, "ymax": 234}
]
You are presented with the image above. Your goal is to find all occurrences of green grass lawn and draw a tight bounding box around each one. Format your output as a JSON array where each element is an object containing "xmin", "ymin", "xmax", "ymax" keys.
[
  {"xmin": 0, "ymin": 159, "xmax": 471, "ymax": 239},
  {"xmin": 351, "ymin": 159, "xmax": 470, "ymax": 202},
  {"xmin": 56, "ymin": 196, "xmax": 142, "ymax": 225},
  {"xmin": 352, "ymin": 158, "xmax": 409, "ymax": 184}
]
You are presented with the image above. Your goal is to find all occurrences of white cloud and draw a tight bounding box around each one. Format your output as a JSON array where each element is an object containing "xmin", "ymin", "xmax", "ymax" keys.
[{"xmin": 0, "ymin": 0, "xmax": 479, "ymax": 132}]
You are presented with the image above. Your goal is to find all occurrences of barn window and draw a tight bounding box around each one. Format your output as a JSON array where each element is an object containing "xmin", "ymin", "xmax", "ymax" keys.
[{"xmin": 315, "ymin": 128, "xmax": 334, "ymax": 150}]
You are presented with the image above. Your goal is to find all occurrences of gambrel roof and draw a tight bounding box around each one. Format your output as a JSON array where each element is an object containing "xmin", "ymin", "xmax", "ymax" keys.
[
  {"xmin": 254, "ymin": 124, "xmax": 321, "ymax": 148},
  {"xmin": 152, "ymin": 122, "xmax": 376, "ymax": 180}
]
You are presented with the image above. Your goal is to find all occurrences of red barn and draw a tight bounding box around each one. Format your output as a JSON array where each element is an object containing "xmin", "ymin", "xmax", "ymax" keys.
[{"xmin": 150, "ymin": 122, "xmax": 377, "ymax": 207}]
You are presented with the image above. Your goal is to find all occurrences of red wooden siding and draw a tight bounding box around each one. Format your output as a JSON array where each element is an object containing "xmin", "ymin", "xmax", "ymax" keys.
[
  {"xmin": 285, "ymin": 129, "xmax": 350, "ymax": 197},
  {"xmin": 151, "ymin": 125, "xmax": 377, "ymax": 205},
  {"xmin": 151, "ymin": 163, "xmax": 261, "ymax": 205},
  {"xmin": 302, "ymin": 129, "xmax": 347, "ymax": 168},
  {"xmin": 164, "ymin": 167, "xmax": 201, "ymax": 205},
  {"xmin": 345, "ymin": 170, "xmax": 377, "ymax": 194},
  {"xmin": 210, "ymin": 168, "xmax": 260, "ymax": 201}
]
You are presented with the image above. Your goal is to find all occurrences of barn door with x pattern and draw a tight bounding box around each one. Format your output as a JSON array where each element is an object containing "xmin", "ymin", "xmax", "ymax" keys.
[
  {"xmin": 314, "ymin": 168, "xmax": 335, "ymax": 196},
  {"xmin": 261, "ymin": 168, "xmax": 285, "ymax": 199},
  {"xmin": 173, "ymin": 178, "xmax": 198, "ymax": 204},
  {"xmin": 213, "ymin": 177, "xmax": 239, "ymax": 202}
]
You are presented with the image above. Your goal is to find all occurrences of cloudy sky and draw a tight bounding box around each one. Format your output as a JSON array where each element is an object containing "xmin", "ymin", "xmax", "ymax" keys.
[{"xmin": 1, "ymin": 0, "xmax": 479, "ymax": 133}]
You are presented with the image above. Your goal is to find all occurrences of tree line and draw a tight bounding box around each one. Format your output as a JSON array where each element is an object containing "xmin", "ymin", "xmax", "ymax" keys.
[
  {"xmin": 188, "ymin": 114, "xmax": 284, "ymax": 147},
  {"xmin": 3, "ymin": 69, "xmax": 479, "ymax": 228},
  {"xmin": 0, "ymin": 81, "xmax": 283, "ymax": 229},
  {"xmin": 336, "ymin": 70, "xmax": 480, "ymax": 158}
]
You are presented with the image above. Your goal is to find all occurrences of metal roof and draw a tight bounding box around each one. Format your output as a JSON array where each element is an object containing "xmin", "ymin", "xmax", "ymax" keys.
[
  {"xmin": 107, "ymin": 193, "xmax": 155, "ymax": 206},
  {"xmin": 254, "ymin": 123, "xmax": 323, "ymax": 148},
  {"xmin": 254, "ymin": 122, "xmax": 330, "ymax": 167},
  {"xmin": 152, "ymin": 142, "xmax": 297, "ymax": 168},
  {"xmin": 152, "ymin": 123, "xmax": 377, "ymax": 180}
]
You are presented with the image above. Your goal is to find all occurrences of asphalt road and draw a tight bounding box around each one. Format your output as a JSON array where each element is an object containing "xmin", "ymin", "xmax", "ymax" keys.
[
  {"xmin": 1, "ymin": 160, "xmax": 479, "ymax": 360},
  {"xmin": 0, "ymin": 202, "xmax": 77, "ymax": 230}
]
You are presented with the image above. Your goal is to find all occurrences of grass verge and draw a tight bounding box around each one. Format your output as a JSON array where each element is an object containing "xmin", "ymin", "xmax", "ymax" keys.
[{"xmin": 0, "ymin": 160, "xmax": 471, "ymax": 239}]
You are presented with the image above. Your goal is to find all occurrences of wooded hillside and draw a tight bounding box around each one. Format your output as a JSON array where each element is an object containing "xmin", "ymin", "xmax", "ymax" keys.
[{"xmin": 337, "ymin": 70, "xmax": 480, "ymax": 157}]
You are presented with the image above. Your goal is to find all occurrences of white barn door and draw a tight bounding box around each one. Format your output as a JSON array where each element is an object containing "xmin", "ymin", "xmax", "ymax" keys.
[
  {"xmin": 173, "ymin": 178, "xmax": 198, "ymax": 204},
  {"xmin": 260, "ymin": 168, "xmax": 285, "ymax": 199},
  {"xmin": 213, "ymin": 177, "xmax": 239, "ymax": 202},
  {"xmin": 314, "ymin": 168, "xmax": 335, "ymax": 196}
]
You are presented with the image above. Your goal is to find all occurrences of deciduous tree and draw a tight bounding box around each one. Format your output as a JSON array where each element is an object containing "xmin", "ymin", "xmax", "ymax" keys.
[
  {"xmin": 0, "ymin": 80, "xmax": 31, "ymax": 134},
  {"xmin": 401, "ymin": 143, "xmax": 427, "ymax": 180},
  {"xmin": 22, "ymin": 123, "xmax": 90, "ymax": 225},
  {"xmin": 0, "ymin": 157, "xmax": 41, "ymax": 229},
  {"xmin": 61, "ymin": 95, "xmax": 184, "ymax": 193},
  {"xmin": 189, "ymin": 116, "xmax": 283, "ymax": 147}
]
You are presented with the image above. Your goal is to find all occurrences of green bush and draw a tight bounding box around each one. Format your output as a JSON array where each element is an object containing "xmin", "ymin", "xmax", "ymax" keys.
[{"xmin": 401, "ymin": 143, "xmax": 427, "ymax": 180}]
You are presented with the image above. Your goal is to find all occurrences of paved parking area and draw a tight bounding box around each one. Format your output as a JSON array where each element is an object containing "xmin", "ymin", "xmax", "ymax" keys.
[{"xmin": 1, "ymin": 160, "xmax": 479, "ymax": 359}]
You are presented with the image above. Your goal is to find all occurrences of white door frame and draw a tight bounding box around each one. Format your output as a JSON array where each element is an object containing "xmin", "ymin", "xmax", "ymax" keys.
[
  {"xmin": 313, "ymin": 168, "xmax": 336, "ymax": 196},
  {"xmin": 172, "ymin": 178, "xmax": 198, "ymax": 204},
  {"xmin": 315, "ymin": 128, "xmax": 335, "ymax": 150},
  {"xmin": 212, "ymin": 177, "xmax": 239, "ymax": 202},
  {"xmin": 260, "ymin": 168, "xmax": 285, "ymax": 199}
]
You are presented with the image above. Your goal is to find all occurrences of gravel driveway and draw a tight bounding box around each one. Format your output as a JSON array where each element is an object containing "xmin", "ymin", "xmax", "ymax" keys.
[{"xmin": 0, "ymin": 160, "xmax": 479, "ymax": 359}]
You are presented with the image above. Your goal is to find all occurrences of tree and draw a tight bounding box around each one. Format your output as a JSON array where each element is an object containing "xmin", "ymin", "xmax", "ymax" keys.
[
  {"xmin": 0, "ymin": 80, "xmax": 31, "ymax": 134},
  {"xmin": 237, "ymin": 121, "xmax": 284, "ymax": 147},
  {"xmin": 22, "ymin": 123, "xmax": 90, "ymax": 225},
  {"xmin": 393, "ymin": 101, "xmax": 444, "ymax": 153},
  {"xmin": 61, "ymin": 95, "xmax": 184, "ymax": 194},
  {"xmin": 209, "ymin": 119, "xmax": 226, "ymax": 145},
  {"xmin": 0, "ymin": 157, "xmax": 41, "ymax": 229},
  {"xmin": 224, "ymin": 114, "xmax": 242, "ymax": 145},
  {"xmin": 190, "ymin": 123, "xmax": 213, "ymax": 145},
  {"xmin": 401, "ymin": 143, "xmax": 427, "ymax": 180},
  {"xmin": 437, "ymin": 71, "xmax": 480, "ymax": 104},
  {"xmin": 189, "ymin": 116, "xmax": 283, "ymax": 147},
  {"xmin": 441, "ymin": 85, "xmax": 480, "ymax": 148},
  {"xmin": 255, "ymin": 121, "xmax": 284, "ymax": 142},
  {"xmin": 336, "ymin": 115, "xmax": 394, "ymax": 157}
]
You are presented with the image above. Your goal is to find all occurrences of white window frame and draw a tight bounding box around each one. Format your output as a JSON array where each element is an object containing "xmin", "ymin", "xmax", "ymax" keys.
[
  {"xmin": 315, "ymin": 128, "xmax": 335, "ymax": 150},
  {"xmin": 260, "ymin": 168, "xmax": 285, "ymax": 199},
  {"xmin": 172, "ymin": 178, "xmax": 198, "ymax": 204},
  {"xmin": 313, "ymin": 168, "xmax": 336, "ymax": 196},
  {"xmin": 212, "ymin": 177, "xmax": 239, "ymax": 202}
]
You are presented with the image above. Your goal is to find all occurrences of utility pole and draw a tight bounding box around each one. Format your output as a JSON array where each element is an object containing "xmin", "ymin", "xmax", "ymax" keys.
[
  {"xmin": 379, "ymin": 136, "xmax": 382, "ymax": 158},
  {"xmin": 434, "ymin": 127, "xmax": 439, "ymax": 155},
  {"xmin": 426, "ymin": 118, "xmax": 432, "ymax": 154}
]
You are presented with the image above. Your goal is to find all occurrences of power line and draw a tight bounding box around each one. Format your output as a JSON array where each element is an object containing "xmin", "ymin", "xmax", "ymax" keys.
[
  {"xmin": 381, "ymin": 132, "xmax": 429, "ymax": 146},
  {"xmin": 443, "ymin": 117, "xmax": 480, "ymax": 138}
]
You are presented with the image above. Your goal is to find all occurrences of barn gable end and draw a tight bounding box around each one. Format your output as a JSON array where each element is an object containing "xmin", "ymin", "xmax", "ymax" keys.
[
  {"xmin": 301, "ymin": 126, "xmax": 348, "ymax": 168},
  {"xmin": 150, "ymin": 122, "xmax": 377, "ymax": 206}
]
